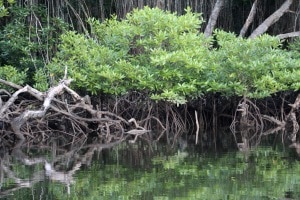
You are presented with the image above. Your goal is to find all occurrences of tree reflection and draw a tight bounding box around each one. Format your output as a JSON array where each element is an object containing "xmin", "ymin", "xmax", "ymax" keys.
[
  {"xmin": 0, "ymin": 136, "xmax": 125, "ymax": 197},
  {"xmin": 0, "ymin": 131, "xmax": 299, "ymax": 199}
]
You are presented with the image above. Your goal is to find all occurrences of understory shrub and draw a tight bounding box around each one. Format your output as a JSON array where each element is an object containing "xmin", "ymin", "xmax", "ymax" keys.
[
  {"xmin": 0, "ymin": 4, "xmax": 68, "ymax": 91},
  {"xmin": 48, "ymin": 6, "xmax": 300, "ymax": 104},
  {"xmin": 0, "ymin": 65, "xmax": 27, "ymax": 91}
]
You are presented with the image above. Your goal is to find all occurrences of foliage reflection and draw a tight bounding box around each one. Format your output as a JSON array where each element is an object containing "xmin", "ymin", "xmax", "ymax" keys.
[{"xmin": 0, "ymin": 135, "xmax": 300, "ymax": 200}]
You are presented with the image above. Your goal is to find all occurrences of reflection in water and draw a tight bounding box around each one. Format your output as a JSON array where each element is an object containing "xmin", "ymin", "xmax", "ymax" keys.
[
  {"xmin": 0, "ymin": 137, "xmax": 125, "ymax": 198},
  {"xmin": 0, "ymin": 131, "xmax": 300, "ymax": 199},
  {"xmin": 44, "ymin": 161, "xmax": 80, "ymax": 194}
]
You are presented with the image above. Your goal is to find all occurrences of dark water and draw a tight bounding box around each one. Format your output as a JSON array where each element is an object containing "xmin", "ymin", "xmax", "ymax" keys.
[{"xmin": 0, "ymin": 135, "xmax": 300, "ymax": 200}]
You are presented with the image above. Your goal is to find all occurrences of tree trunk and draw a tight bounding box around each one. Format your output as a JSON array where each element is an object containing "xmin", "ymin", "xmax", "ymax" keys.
[
  {"xmin": 239, "ymin": 0, "xmax": 258, "ymax": 37},
  {"xmin": 156, "ymin": 0, "xmax": 165, "ymax": 9},
  {"xmin": 249, "ymin": 0, "xmax": 294, "ymax": 39},
  {"xmin": 204, "ymin": 0, "xmax": 224, "ymax": 37}
]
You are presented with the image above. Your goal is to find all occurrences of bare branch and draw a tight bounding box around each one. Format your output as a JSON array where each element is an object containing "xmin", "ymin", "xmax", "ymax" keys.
[
  {"xmin": 262, "ymin": 115, "xmax": 285, "ymax": 127},
  {"xmin": 277, "ymin": 31, "xmax": 300, "ymax": 39},
  {"xmin": 0, "ymin": 78, "xmax": 23, "ymax": 90},
  {"xmin": 249, "ymin": 0, "xmax": 294, "ymax": 39},
  {"xmin": 10, "ymin": 80, "xmax": 71, "ymax": 140},
  {"xmin": 0, "ymin": 86, "xmax": 31, "ymax": 117}
]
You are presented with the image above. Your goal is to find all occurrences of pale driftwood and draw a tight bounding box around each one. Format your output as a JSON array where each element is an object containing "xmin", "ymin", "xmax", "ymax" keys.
[
  {"xmin": 0, "ymin": 81, "xmax": 44, "ymax": 117},
  {"xmin": 239, "ymin": 0, "xmax": 258, "ymax": 37},
  {"xmin": 232, "ymin": 94, "xmax": 300, "ymax": 143},
  {"xmin": 9, "ymin": 79, "xmax": 72, "ymax": 140},
  {"xmin": 249, "ymin": 0, "xmax": 294, "ymax": 39},
  {"xmin": 126, "ymin": 118, "xmax": 151, "ymax": 143},
  {"xmin": 204, "ymin": 0, "xmax": 224, "ymax": 37},
  {"xmin": 288, "ymin": 93, "xmax": 300, "ymax": 111},
  {"xmin": 277, "ymin": 31, "xmax": 300, "ymax": 39},
  {"xmin": 261, "ymin": 94, "xmax": 300, "ymax": 135},
  {"xmin": 0, "ymin": 79, "xmax": 23, "ymax": 90},
  {"xmin": 0, "ymin": 77, "xmax": 134, "ymax": 141},
  {"xmin": 262, "ymin": 126, "xmax": 285, "ymax": 136}
]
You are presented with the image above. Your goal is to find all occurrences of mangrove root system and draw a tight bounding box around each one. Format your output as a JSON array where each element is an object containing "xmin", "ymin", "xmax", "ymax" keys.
[{"xmin": 0, "ymin": 77, "xmax": 149, "ymax": 143}]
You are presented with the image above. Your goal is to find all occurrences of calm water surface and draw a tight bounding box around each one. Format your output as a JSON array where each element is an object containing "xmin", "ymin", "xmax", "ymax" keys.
[{"xmin": 1, "ymin": 136, "xmax": 300, "ymax": 200}]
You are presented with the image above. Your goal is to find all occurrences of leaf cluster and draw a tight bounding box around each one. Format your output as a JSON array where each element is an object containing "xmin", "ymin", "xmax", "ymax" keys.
[
  {"xmin": 0, "ymin": 65, "xmax": 26, "ymax": 91},
  {"xmin": 0, "ymin": 0, "xmax": 14, "ymax": 18},
  {"xmin": 48, "ymin": 6, "xmax": 300, "ymax": 103},
  {"xmin": 0, "ymin": 4, "xmax": 68, "ymax": 90},
  {"xmin": 212, "ymin": 31, "xmax": 300, "ymax": 98}
]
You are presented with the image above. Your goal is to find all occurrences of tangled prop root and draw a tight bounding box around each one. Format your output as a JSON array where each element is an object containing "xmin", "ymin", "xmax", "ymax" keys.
[{"xmin": 0, "ymin": 77, "xmax": 149, "ymax": 143}]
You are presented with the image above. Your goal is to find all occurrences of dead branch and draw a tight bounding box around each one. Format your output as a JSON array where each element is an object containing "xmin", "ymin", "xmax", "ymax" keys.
[
  {"xmin": 0, "ymin": 76, "xmax": 137, "ymax": 142},
  {"xmin": 10, "ymin": 79, "xmax": 72, "ymax": 140},
  {"xmin": 262, "ymin": 115, "xmax": 285, "ymax": 127},
  {"xmin": 288, "ymin": 93, "xmax": 300, "ymax": 112},
  {"xmin": 249, "ymin": 0, "xmax": 294, "ymax": 39},
  {"xmin": 0, "ymin": 78, "xmax": 23, "ymax": 90},
  {"xmin": 127, "ymin": 118, "xmax": 151, "ymax": 143},
  {"xmin": 277, "ymin": 31, "xmax": 300, "ymax": 39}
]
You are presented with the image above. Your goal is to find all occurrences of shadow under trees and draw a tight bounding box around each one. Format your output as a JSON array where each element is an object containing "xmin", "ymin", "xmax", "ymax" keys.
[{"xmin": 2, "ymin": 71, "xmax": 300, "ymax": 153}]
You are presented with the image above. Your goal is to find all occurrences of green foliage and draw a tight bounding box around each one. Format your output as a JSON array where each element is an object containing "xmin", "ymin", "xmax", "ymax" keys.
[
  {"xmin": 288, "ymin": 38, "xmax": 300, "ymax": 59},
  {"xmin": 0, "ymin": 0, "xmax": 15, "ymax": 18},
  {"xmin": 48, "ymin": 6, "xmax": 209, "ymax": 102},
  {"xmin": 211, "ymin": 31, "xmax": 300, "ymax": 98},
  {"xmin": 33, "ymin": 68, "xmax": 49, "ymax": 91},
  {"xmin": 0, "ymin": 65, "xmax": 27, "ymax": 90},
  {"xmin": 48, "ymin": 6, "xmax": 300, "ymax": 103},
  {"xmin": 0, "ymin": 4, "xmax": 68, "ymax": 86}
]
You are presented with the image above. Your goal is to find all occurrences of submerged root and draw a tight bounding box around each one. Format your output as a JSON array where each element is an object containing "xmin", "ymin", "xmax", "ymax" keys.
[
  {"xmin": 232, "ymin": 94, "xmax": 300, "ymax": 151},
  {"xmin": 231, "ymin": 97, "xmax": 264, "ymax": 148},
  {"xmin": 104, "ymin": 93, "xmax": 188, "ymax": 142}
]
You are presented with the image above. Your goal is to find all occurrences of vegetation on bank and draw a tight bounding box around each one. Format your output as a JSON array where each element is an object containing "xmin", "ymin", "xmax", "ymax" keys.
[
  {"xmin": 0, "ymin": 4, "xmax": 299, "ymax": 102},
  {"xmin": 0, "ymin": 3, "xmax": 67, "ymax": 89},
  {"xmin": 1, "ymin": 3, "xmax": 300, "ymax": 140},
  {"xmin": 42, "ymin": 7, "xmax": 300, "ymax": 103}
]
